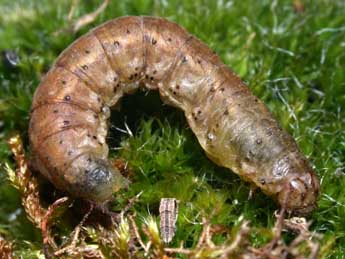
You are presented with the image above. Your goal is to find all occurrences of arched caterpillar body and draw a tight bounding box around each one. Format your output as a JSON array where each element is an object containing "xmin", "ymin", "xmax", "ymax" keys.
[{"xmin": 29, "ymin": 16, "xmax": 319, "ymax": 214}]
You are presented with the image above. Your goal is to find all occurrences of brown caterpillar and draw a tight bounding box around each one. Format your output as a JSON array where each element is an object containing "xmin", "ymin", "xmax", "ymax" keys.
[{"xmin": 29, "ymin": 16, "xmax": 319, "ymax": 215}]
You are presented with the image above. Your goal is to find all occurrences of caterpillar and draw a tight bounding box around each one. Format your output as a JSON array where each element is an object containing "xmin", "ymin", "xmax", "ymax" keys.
[{"xmin": 29, "ymin": 16, "xmax": 319, "ymax": 215}]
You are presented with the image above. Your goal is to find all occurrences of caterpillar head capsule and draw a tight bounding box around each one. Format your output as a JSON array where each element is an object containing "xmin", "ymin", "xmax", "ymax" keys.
[{"xmin": 274, "ymin": 154, "xmax": 320, "ymax": 215}]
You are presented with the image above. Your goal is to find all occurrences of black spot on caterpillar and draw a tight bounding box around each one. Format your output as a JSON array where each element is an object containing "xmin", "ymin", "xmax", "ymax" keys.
[{"xmin": 29, "ymin": 16, "xmax": 319, "ymax": 214}]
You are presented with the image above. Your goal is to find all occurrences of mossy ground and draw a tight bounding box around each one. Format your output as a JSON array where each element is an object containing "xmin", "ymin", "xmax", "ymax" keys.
[{"xmin": 0, "ymin": 0, "xmax": 344, "ymax": 258}]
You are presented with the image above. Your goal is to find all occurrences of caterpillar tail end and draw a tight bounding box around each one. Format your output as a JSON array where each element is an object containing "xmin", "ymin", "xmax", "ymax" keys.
[{"xmin": 82, "ymin": 159, "xmax": 130, "ymax": 202}]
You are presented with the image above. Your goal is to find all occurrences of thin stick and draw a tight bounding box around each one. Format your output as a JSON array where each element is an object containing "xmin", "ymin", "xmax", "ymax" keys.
[
  {"xmin": 54, "ymin": 203, "xmax": 94, "ymax": 256},
  {"xmin": 129, "ymin": 215, "xmax": 147, "ymax": 252},
  {"xmin": 41, "ymin": 197, "xmax": 70, "ymax": 259}
]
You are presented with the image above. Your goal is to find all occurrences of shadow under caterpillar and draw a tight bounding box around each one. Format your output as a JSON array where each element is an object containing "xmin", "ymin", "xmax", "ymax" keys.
[{"xmin": 29, "ymin": 16, "xmax": 319, "ymax": 215}]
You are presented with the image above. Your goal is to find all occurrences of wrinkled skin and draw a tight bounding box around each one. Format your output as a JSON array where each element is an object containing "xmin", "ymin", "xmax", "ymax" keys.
[{"xmin": 29, "ymin": 16, "xmax": 319, "ymax": 214}]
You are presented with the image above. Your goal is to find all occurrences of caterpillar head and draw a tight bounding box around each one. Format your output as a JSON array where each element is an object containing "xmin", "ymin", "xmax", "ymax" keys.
[{"xmin": 274, "ymin": 154, "xmax": 320, "ymax": 215}]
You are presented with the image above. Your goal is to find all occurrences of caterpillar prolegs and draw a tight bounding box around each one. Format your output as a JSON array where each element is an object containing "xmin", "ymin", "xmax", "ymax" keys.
[{"xmin": 29, "ymin": 16, "xmax": 319, "ymax": 215}]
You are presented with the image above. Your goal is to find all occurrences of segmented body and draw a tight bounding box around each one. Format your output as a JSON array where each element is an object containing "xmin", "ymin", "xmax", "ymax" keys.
[
  {"xmin": 29, "ymin": 16, "xmax": 319, "ymax": 214},
  {"xmin": 159, "ymin": 198, "xmax": 179, "ymax": 243}
]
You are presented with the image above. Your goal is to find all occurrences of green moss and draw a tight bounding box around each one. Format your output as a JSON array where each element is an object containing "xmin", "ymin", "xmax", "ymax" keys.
[{"xmin": 0, "ymin": 0, "xmax": 344, "ymax": 257}]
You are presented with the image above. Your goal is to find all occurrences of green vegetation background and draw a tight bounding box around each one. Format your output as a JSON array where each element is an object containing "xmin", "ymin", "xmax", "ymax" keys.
[{"xmin": 0, "ymin": 0, "xmax": 344, "ymax": 258}]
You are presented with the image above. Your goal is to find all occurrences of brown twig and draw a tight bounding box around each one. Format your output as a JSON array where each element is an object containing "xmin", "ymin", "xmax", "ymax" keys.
[
  {"xmin": 220, "ymin": 220, "xmax": 250, "ymax": 259},
  {"xmin": 196, "ymin": 208, "xmax": 218, "ymax": 249},
  {"xmin": 54, "ymin": 202, "xmax": 94, "ymax": 257},
  {"xmin": 129, "ymin": 214, "xmax": 147, "ymax": 252},
  {"xmin": 0, "ymin": 237, "xmax": 14, "ymax": 259},
  {"xmin": 41, "ymin": 197, "xmax": 70, "ymax": 258},
  {"xmin": 121, "ymin": 191, "xmax": 143, "ymax": 218},
  {"xmin": 7, "ymin": 134, "xmax": 46, "ymax": 227}
]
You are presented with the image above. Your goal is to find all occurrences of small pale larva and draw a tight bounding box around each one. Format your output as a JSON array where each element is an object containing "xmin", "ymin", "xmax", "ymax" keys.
[
  {"xmin": 159, "ymin": 198, "xmax": 179, "ymax": 243},
  {"xmin": 29, "ymin": 16, "xmax": 319, "ymax": 215}
]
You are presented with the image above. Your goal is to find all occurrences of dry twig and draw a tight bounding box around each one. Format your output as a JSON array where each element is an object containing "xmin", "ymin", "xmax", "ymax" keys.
[
  {"xmin": 7, "ymin": 134, "xmax": 45, "ymax": 227},
  {"xmin": 0, "ymin": 237, "xmax": 14, "ymax": 259}
]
